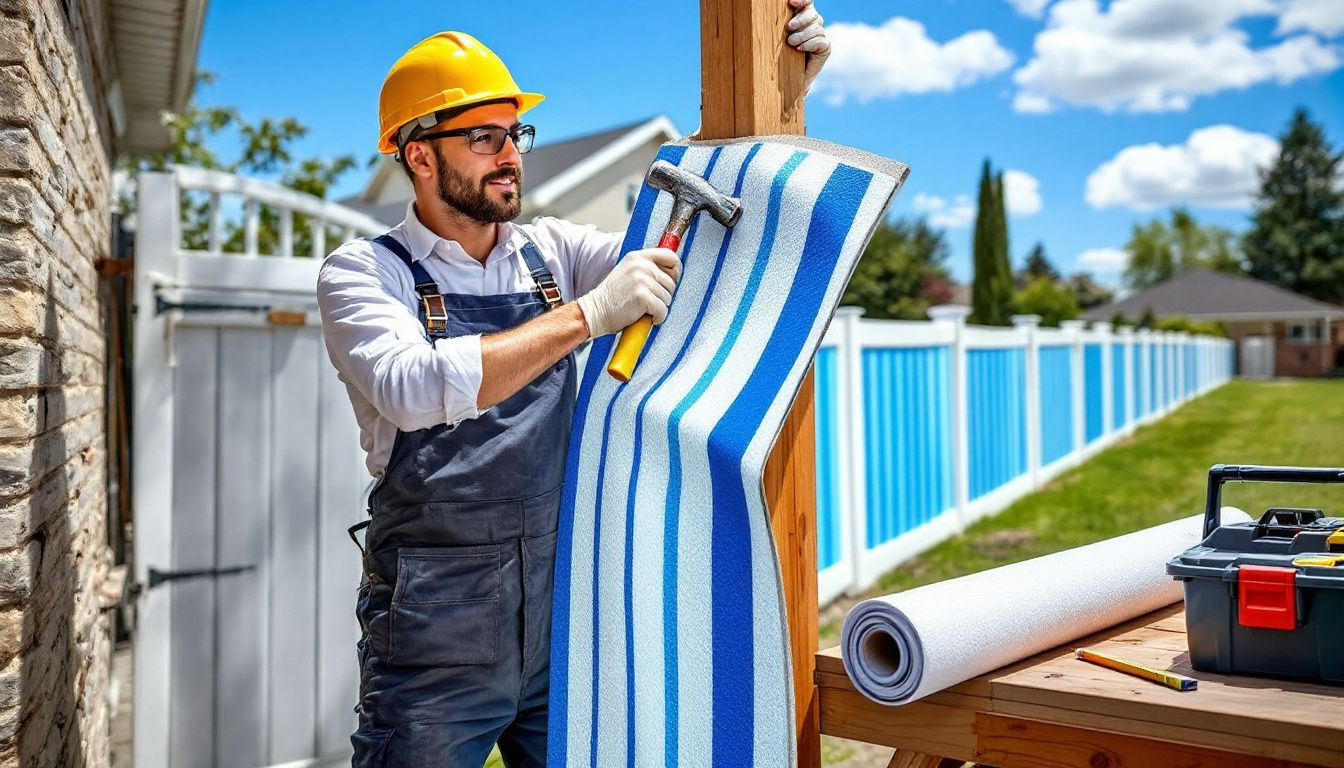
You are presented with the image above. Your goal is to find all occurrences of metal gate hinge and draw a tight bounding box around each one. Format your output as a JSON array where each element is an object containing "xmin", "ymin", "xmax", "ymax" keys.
[{"xmin": 146, "ymin": 564, "xmax": 256, "ymax": 590}]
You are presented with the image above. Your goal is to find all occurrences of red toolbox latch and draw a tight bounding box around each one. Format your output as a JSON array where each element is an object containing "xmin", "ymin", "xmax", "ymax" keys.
[{"xmin": 1237, "ymin": 565, "xmax": 1297, "ymax": 631}]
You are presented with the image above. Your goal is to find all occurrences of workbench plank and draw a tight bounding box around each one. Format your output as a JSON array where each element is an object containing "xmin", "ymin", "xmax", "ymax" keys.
[
  {"xmin": 974, "ymin": 713, "xmax": 1331, "ymax": 768},
  {"xmin": 992, "ymin": 629, "xmax": 1344, "ymax": 752},
  {"xmin": 819, "ymin": 688, "xmax": 978, "ymax": 761},
  {"xmin": 989, "ymin": 701, "xmax": 1344, "ymax": 768}
]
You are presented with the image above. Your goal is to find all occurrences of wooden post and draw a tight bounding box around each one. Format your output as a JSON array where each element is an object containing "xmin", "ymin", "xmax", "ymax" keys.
[{"xmin": 699, "ymin": 3, "xmax": 819, "ymax": 767}]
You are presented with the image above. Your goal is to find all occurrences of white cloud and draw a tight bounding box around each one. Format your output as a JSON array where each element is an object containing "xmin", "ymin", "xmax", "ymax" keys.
[
  {"xmin": 1013, "ymin": 0, "xmax": 1342, "ymax": 113},
  {"xmin": 1085, "ymin": 124, "xmax": 1280, "ymax": 210},
  {"xmin": 1077, "ymin": 247, "xmax": 1130, "ymax": 273},
  {"xmin": 1003, "ymin": 169, "xmax": 1043, "ymax": 216},
  {"xmin": 1007, "ymin": 0, "xmax": 1052, "ymax": 19},
  {"xmin": 813, "ymin": 18, "xmax": 1015, "ymax": 105},
  {"xmin": 914, "ymin": 192, "xmax": 976, "ymax": 229},
  {"xmin": 1278, "ymin": 0, "xmax": 1344, "ymax": 36}
]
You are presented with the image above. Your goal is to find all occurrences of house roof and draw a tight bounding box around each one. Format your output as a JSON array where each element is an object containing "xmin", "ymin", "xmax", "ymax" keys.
[
  {"xmin": 109, "ymin": 0, "xmax": 208, "ymax": 153},
  {"xmin": 1082, "ymin": 268, "xmax": 1344, "ymax": 322},
  {"xmin": 341, "ymin": 115, "xmax": 680, "ymax": 226}
]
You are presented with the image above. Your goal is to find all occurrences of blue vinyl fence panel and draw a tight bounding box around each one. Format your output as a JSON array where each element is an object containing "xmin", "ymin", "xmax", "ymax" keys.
[
  {"xmin": 1147, "ymin": 345, "xmax": 1158, "ymax": 415},
  {"xmin": 863, "ymin": 347, "xmax": 954, "ymax": 548},
  {"xmin": 1084, "ymin": 343, "xmax": 1104, "ymax": 443},
  {"xmin": 1111, "ymin": 343, "xmax": 1127, "ymax": 429},
  {"xmin": 1186, "ymin": 344, "xmax": 1197, "ymax": 396},
  {"xmin": 967, "ymin": 348, "xmax": 1027, "ymax": 501},
  {"xmin": 814, "ymin": 347, "xmax": 842, "ymax": 570},
  {"xmin": 1039, "ymin": 345, "xmax": 1074, "ymax": 466}
]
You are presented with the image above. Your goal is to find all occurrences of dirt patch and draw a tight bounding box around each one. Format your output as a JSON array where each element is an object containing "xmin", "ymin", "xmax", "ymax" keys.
[{"xmin": 972, "ymin": 528, "xmax": 1036, "ymax": 557}]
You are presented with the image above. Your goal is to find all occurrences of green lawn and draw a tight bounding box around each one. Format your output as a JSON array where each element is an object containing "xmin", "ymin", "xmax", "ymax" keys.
[{"xmin": 820, "ymin": 378, "xmax": 1344, "ymax": 646}]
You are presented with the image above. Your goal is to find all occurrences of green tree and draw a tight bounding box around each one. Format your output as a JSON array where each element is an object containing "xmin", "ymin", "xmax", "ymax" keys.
[
  {"xmin": 1018, "ymin": 242, "xmax": 1058, "ymax": 287},
  {"xmin": 972, "ymin": 159, "xmax": 1013, "ymax": 325},
  {"xmin": 1138, "ymin": 305, "xmax": 1156, "ymax": 328},
  {"xmin": 118, "ymin": 72, "xmax": 366, "ymax": 256},
  {"xmin": 840, "ymin": 217, "xmax": 953, "ymax": 320},
  {"xmin": 1123, "ymin": 208, "xmax": 1242, "ymax": 289},
  {"xmin": 1110, "ymin": 311, "xmax": 1130, "ymax": 328},
  {"xmin": 1012, "ymin": 277, "xmax": 1080, "ymax": 327},
  {"xmin": 1244, "ymin": 108, "xmax": 1344, "ymax": 303}
]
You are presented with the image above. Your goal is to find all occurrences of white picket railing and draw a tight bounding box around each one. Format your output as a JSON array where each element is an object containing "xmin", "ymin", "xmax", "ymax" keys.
[{"xmin": 812, "ymin": 306, "xmax": 1235, "ymax": 605}]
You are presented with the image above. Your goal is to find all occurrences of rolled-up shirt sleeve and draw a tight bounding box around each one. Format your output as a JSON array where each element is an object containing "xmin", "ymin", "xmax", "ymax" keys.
[{"xmin": 317, "ymin": 248, "xmax": 483, "ymax": 431}]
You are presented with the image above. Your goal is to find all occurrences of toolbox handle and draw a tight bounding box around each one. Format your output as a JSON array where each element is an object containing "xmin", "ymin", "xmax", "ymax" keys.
[{"xmin": 1204, "ymin": 464, "xmax": 1344, "ymax": 539}]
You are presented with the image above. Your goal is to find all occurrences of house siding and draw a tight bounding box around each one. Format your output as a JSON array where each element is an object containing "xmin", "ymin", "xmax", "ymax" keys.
[{"xmin": 0, "ymin": 1, "xmax": 116, "ymax": 765}]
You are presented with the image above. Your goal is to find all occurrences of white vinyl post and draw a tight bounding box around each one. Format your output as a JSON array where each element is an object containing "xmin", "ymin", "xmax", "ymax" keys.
[
  {"xmin": 929, "ymin": 304, "xmax": 971, "ymax": 531},
  {"xmin": 1012, "ymin": 314, "xmax": 1042, "ymax": 486},
  {"xmin": 835, "ymin": 307, "xmax": 867, "ymax": 595},
  {"xmin": 1059, "ymin": 319, "xmax": 1086, "ymax": 456},
  {"xmin": 133, "ymin": 171, "xmax": 180, "ymax": 768}
]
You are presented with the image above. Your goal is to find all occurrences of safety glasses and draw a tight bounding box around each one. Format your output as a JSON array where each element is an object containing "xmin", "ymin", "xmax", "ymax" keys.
[{"xmin": 412, "ymin": 123, "xmax": 536, "ymax": 155}]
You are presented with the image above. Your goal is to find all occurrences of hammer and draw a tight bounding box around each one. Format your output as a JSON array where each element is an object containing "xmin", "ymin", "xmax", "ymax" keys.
[{"xmin": 607, "ymin": 159, "xmax": 742, "ymax": 381}]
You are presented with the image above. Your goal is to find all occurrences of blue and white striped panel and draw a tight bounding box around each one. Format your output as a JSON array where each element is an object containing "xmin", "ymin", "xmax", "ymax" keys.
[{"xmin": 549, "ymin": 139, "xmax": 907, "ymax": 768}]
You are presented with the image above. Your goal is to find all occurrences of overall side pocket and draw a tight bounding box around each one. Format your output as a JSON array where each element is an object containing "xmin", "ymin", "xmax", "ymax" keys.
[{"xmin": 389, "ymin": 545, "xmax": 501, "ymax": 667}]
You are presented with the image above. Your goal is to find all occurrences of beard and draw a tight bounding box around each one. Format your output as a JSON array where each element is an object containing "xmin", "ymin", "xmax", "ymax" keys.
[{"xmin": 434, "ymin": 153, "xmax": 523, "ymax": 224}]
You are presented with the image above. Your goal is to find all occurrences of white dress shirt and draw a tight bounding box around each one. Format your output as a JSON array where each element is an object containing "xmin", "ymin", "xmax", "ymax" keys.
[{"xmin": 317, "ymin": 202, "xmax": 623, "ymax": 476}]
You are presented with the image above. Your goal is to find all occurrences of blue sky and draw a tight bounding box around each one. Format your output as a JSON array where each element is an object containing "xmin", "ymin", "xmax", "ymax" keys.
[{"xmin": 196, "ymin": 0, "xmax": 1344, "ymax": 287}]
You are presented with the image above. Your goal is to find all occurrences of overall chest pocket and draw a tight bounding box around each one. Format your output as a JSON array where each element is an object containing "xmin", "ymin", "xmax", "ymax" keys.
[{"xmin": 389, "ymin": 546, "xmax": 501, "ymax": 667}]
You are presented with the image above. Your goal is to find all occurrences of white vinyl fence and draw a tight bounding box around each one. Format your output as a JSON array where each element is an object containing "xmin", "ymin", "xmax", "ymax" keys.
[{"xmin": 811, "ymin": 306, "xmax": 1235, "ymax": 605}]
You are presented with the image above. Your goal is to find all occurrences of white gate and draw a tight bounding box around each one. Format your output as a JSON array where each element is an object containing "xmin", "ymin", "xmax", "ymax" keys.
[
  {"xmin": 132, "ymin": 168, "xmax": 389, "ymax": 767},
  {"xmin": 1241, "ymin": 335, "xmax": 1275, "ymax": 379}
]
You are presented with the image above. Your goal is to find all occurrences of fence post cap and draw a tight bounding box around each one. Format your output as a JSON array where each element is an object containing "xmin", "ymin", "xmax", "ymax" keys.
[
  {"xmin": 1010, "ymin": 314, "xmax": 1041, "ymax": 328},
  {"xmin": 1092, "ymin": 321, "xmax": 1113, "ymax": 334},
  {"xmin": 835, "ymin": 306, "xmax": 867, "ymax": 318},
  {"xmin": 927, "ymin": 304, "xmax": 971, "ymax": 324},
  {"xmin": 1059, "ymin": 319, "xmax": 1087, "ymax": 333},
  {"xmin": 1116, "ymin": 325, "xmax": 1135, "ymax": 337}
]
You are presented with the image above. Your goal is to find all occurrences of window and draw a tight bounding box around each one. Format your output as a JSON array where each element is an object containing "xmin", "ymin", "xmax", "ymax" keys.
[
  {"xmin": 625, "ymin": 182, "xmax": 639, "ymax": 214},
  {"xmin": 1287, "ymin": 321, "xmax": 1322, "ymax": 344}
]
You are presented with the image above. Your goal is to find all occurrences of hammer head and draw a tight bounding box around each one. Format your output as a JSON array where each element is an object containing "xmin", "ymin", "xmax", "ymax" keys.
[{"xmin": 646, "ymin": 159, "xmax": 742, "ymax": 228}]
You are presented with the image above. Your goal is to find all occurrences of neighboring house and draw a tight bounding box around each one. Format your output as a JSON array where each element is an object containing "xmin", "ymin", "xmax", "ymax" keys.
[
  {"xmin": 1, "ymin": 0, "xmax": 204, "ymax": 765},
  {"xmin": 1083, "ymin": 269, "xmax": 1344, "ymax": 378},
  {"xmin": 341, "ymin": 115, "xmax": 681, "ymax": 232}
]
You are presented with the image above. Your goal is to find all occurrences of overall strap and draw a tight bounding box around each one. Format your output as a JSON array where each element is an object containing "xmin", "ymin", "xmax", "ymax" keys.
[
  {"xmin": 515, "ymin": 230, "xmax": 563, "ymax": 311},
  {"xmin": 372, "ymin": 233, "xmax": 449, "ymax": 339}
]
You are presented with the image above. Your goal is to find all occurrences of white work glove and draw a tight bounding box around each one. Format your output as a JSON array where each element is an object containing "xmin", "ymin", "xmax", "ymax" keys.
[
  {"xmin": 576, "ymin": 247, "xmax": 681, "ymax": 339},
  {"xmin": 787, "ymin": 0, "xmax": 831, "ymax": 93}
]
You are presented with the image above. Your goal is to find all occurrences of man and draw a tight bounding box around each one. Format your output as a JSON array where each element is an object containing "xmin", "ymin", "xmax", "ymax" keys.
[{"xmin": 317, "ymin": 5, "xmax": 830, "ymax": 765}]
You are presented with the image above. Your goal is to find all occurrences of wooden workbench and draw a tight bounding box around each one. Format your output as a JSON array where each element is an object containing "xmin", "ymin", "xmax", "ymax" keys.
[{"xmin": 816, "ymin": 603, "xmax": 1344, "ymax": 767}]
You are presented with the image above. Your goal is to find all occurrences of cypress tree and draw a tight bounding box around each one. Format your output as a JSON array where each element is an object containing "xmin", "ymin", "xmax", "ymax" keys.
[
  {"xmin": 972, "ymin": 160, "xmax": 1013, "ymax": 325},
  {"xmin": 971, "ymin": 159, "xmax": 999, "ymax": 324},
  {"xmin": 993, "ymin": 170, "xmax": 1012, "ymax": 323}
]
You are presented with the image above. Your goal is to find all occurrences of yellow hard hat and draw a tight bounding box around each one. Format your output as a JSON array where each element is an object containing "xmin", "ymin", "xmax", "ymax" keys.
[{"xmin": 377, "ymin": 31, "xmax": 544, "ymax": 154}]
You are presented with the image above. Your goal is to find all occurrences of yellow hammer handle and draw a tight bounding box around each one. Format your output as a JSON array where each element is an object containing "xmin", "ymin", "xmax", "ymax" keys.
[{"xmin": 607, "ymin": 315, "xmax": 653, "ymax": 382}]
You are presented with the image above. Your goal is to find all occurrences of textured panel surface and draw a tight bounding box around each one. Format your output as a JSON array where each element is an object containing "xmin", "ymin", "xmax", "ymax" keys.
[{"xmin": 549, "ymin": 138, "xmax": 907, "ymax": 767}]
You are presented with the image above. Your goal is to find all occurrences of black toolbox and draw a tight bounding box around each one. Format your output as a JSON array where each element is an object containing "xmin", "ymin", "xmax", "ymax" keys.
[{"xmin": 1166, "ymin": 464, "xmax": 1344, "ymax": 684}]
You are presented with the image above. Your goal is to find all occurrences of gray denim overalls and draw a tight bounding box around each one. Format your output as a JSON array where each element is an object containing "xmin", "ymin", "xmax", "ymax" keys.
[{"xmin": 349, "ymin": 230, "xmax": 575, "ymax": 767}]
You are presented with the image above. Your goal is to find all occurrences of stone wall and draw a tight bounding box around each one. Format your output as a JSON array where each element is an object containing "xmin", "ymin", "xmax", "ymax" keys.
[{"xmin": 0, "ymin": 0, "xmax": 116, "ymax": 765}]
